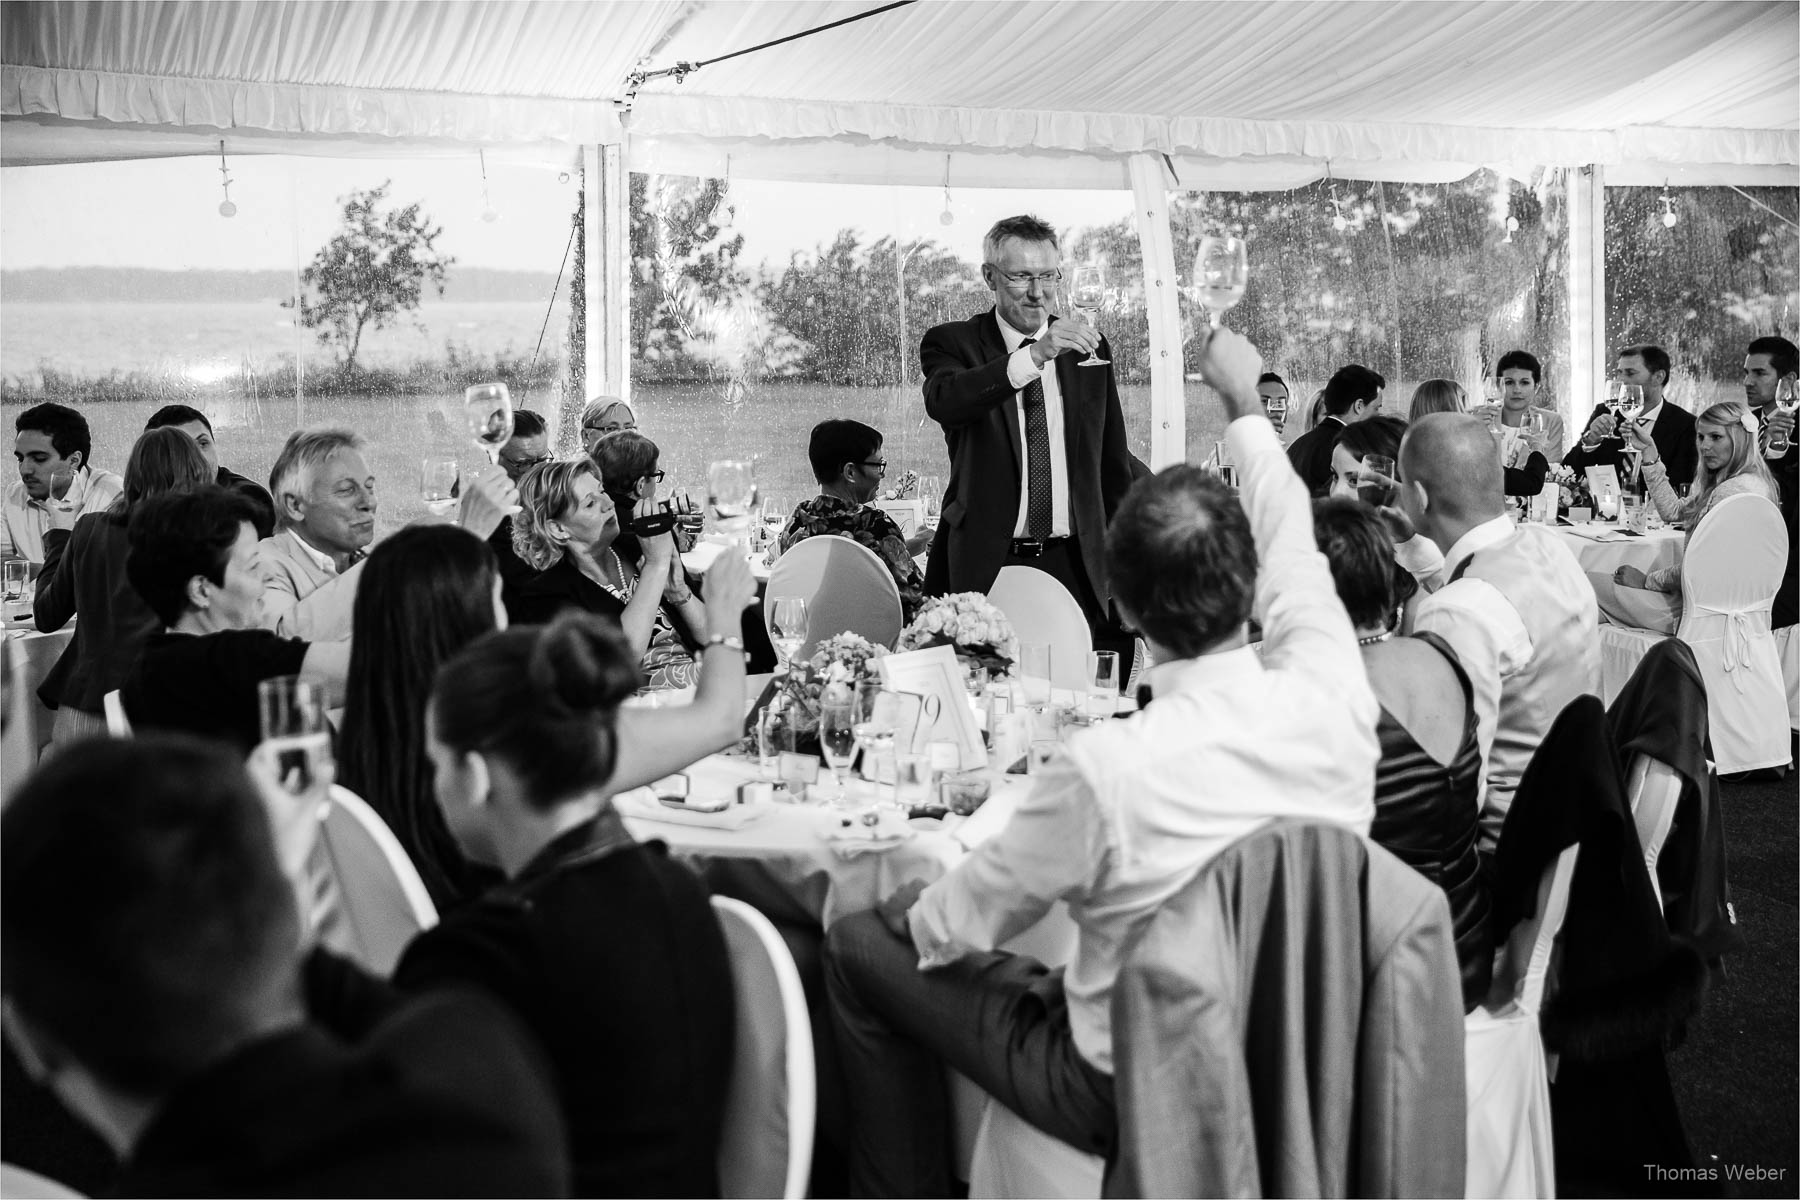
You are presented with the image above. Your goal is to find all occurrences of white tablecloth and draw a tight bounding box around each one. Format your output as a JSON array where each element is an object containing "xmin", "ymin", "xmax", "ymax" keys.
[
  {"xmin": 1550, "ymin": 523, "xmax": 1684, "ymax": 577},
  {"xmin": 619, "ymin": 751, "xmax": 1031, "ymax": 927},
  {"xmin": 3, "ymin": 618, "xmax": 73, "ymax": 758}
]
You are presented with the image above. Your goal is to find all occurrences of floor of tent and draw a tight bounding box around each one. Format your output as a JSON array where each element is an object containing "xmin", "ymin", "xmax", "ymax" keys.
[{"xmin": 1672, "ymin": 761, "xmax": 1799, "ymax": 1197}]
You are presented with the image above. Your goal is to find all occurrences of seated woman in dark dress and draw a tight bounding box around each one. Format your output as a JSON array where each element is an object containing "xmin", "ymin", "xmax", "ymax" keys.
[
  {"xmin": 119, "ymin": 486, "xmax": 349, "ymax": 753},
  {"xmin": 393, "ymin": 610, "xmax": 751, "ymax": 1196},
  {"xmin": 1313, "ymin": 498, "xmax": 1492, "ymax": 1010},
  {"xmin": 506, "ymin": 458, "xmax": 708, "ymax": 691}
]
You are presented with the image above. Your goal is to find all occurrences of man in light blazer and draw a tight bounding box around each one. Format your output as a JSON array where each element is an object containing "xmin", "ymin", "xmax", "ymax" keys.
[{"xmin": 919, "ymin": 215, "xmax": 1140, "ymax": 658}]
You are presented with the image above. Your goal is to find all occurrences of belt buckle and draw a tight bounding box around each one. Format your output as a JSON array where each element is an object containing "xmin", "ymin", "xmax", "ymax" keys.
[{"xmin": 1014, "ymin": 538, "xmax": 1045, "ymax": 558}]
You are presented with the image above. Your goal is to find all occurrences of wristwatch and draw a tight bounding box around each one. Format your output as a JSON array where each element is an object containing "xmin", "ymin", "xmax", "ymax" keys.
[{"xmin": 703, "ymin": 634, "xmax": 745, "ymax": 654}]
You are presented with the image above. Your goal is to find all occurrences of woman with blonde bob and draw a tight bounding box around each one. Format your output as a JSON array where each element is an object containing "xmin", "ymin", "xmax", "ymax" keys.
[
  {"xmin": 1598, "ymin": 400, "xmax": 1780, "ymax": 633},
  {"xmin": 505, "ymin": 458, "xmax": 708, "ymax": 690},
  {"xmin": 1407, "ymin": 378, "xmax": 1468, "ymax": 421}
]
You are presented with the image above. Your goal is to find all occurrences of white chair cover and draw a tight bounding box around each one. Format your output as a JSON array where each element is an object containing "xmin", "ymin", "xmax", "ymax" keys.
[
  {"xmin": 986, "ymin": 567, "xmax": 1093, "ymax": 692},
  {"xmin": 1597, "ymin": 494, "xmax": 1788, "ymax": 772},
  {"xmin": 711, "ymin": 896, "xmax": 815, "ymax": 1200},
  {"xmin": 1, "ymin": 638, "xmax": 36, "ymax": 807},
  {"xmin": 1626, "ymin": 756, "xmax": 1684, "ymax": 914},
  {"xmin": 102, "ymin": 689, "xmax": 130, "ymax": 736},
  {"xmin": 0, "ymin": 1163, "xmax": 85, "ymax": 1198},
  {"xmin": 1463, "ymin": 844, "xmax": 1578, "ymax": 1200},
  {"xmin": 317, "ymin": 785, "xmax": 439, "ymax": 976},
  {"xmin": 1776, "ymin": 624, "xmax": 1799, "ymax": 732},
  {"xmin": 764, "ymin": 534, "xmax": 904, "ymax": 660}
]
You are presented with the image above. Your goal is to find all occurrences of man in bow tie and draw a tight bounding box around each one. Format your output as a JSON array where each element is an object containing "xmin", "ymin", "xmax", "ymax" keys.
[{"xmin": 919, "ymin": 215, "xmax": 1142, "ymax": 659}]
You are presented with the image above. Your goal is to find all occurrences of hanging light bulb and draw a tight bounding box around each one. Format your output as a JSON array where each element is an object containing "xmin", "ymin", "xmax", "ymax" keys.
[
  {"xmin": 479, "ymin": 148, "xmax": 499, "ymax": 222},
  {"xmin": 1659, "ymin": 187, "xmax": 1679, "ymax": 228},
  {"xmin": 216, "ymin": 140, "xmax": 237, "ymax": 218},
  {"xmin": 939, "ymin": 155, "xmax": 955, "ymax": 225},
  {"xmin": 1328, "ymin": 184, "xmax": 1348, "ymax": 232},
  {"xmin": 1502, "ymin": 215, "xmax": 1519, "ymax": 244}
]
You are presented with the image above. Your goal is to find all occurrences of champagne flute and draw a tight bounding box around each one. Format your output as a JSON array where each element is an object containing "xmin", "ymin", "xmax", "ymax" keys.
[
  {"xmin": 1067, "ymin": 265, "xmax": 1110, "ymax": 367},
  {"xmin": 464, "ymin": 382, "xmax": 514, "ymax": 464},
  {"xmin": 819, "ymin": 692, "xmax": 858, "ymax": 809},
  {"xmin": 1193, "ymin": 235, "xmax": 1248, "ymax": 328},
  {"xmin": 256, "ymin": 675, "xmax": 335, "ymax": 816},
  {"xmin": 770, "ymin": 596, "xmax": 808, "ymax": 671}
]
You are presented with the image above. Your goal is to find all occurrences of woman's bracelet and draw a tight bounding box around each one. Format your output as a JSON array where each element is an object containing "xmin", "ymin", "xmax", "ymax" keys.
[{"xmin": 702, "ymin": 634, "xmax": 745, "ymax": 654}]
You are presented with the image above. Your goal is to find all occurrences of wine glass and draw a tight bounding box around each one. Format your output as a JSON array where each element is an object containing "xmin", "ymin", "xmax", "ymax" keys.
[
  {"xmin": 1193, "ymin": 235, "xmax": 1248, "ymax": 328},
  {"xmin": 464, "ymin": 382, "xmax": 514, "ymax": 463},
  {"xmin": 1067, "ymin": 265, "xmax": 1110, "ymax": 367},
  {"xmin": 420, "ymin": 455, "xmax": 460, "ymax": 518},
  {"xmin": 851, "ymin": 680, "xmax": 901, "ymax": 807},
  {"xmin": 770, "ymin": 596, "xmax": 808, "ymax": 671},
  {"xmin": 918, "ymin": 475, "xmax": 942, "ymax": 525},
  {"xmin": 760, "ymin": 495, "xmax": 787, "ymax": 538},
  {"xmin": 1770, "ymin": 377, "xmax": 1797, "ymax": 454},
  {"xmin": 818, "ymin": 688, "xmax": 858, "ymax": 808},
  {"xmin": 708, "ymin": 459, "xmax": 756, "ymax": 546}
]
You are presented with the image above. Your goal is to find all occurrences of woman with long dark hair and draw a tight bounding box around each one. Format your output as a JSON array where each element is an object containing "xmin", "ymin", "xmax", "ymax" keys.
[
  {"xmin": 337, "ymin": 524, "xmax": 507, "ymax": 912},
  {"xmin": 34, "ymin": 427, "xmax": 213, "ymax": 744}
]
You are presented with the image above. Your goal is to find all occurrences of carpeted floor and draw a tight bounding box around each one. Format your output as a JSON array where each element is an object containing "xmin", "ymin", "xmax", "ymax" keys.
[{"xmin": 1667, "ymin": 767, "xmax": 1799, "ymax": 1199}]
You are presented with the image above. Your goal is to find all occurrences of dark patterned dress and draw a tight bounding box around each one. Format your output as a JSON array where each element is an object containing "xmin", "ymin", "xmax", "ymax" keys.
[{"xmin": 779, "ymin": 494, "xmax": 925, "ymax": 619}]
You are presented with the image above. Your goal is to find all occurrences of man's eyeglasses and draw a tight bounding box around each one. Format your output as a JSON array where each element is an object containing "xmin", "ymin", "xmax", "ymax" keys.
[
  {"xmin": 996, "ymin": 270, "xmax": 1063, "ymax": 292},
  {"xmin": 501, "ymin": 453, "xmax": 552, "ymax": 470}
]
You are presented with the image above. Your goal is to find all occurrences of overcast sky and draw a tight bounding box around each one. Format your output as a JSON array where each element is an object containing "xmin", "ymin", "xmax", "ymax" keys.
[{"xmin": 1, "ymin": 156, "xmax": 1135, "ymax": 276}]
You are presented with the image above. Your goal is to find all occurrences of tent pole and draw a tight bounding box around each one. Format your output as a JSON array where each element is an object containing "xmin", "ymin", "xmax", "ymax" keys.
[
  {"xmin": 583, "ymin": 143, "xmax": 630, "ymax": 406},
  {"xmin": 1568, "ymin": 165, "xmax": 1606, "ymax": 433},
  {"xmin": 1129, "ymin": 154, "xmax": 1183, "ymax": 468}
]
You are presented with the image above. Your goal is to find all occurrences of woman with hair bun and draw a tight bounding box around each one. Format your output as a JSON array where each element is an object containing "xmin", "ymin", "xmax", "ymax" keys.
[{"xmin": 377, "ymin": 610, "xmax": 740, "ymax": 1196}]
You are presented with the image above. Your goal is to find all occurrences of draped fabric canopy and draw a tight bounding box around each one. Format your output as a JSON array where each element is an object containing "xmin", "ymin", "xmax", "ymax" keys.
[{"xmin": 3, "ymin": 0, "xmax": 1797, "ymax": 185}]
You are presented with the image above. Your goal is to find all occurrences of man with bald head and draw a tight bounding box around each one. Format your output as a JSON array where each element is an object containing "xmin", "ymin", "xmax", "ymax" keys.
[{"xmin": 1399, "ymin": 413, "xmax": 1599, "ymax": 851}]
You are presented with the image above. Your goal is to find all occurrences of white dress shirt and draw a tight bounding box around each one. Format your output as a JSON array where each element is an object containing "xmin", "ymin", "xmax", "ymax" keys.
[
  {"xmin": 998, "ymin": 314, "xmax": 1070, "ymax": 538},
  {"xmin": 0, "ymin": 467, "xmax": 124, "ymax": 563},
  {"xmin": 907, "ymin": 415, "xmax": 1380, "ymax": 1074},
  {"xmin": 1409, "ymin": 516, "xmax": 1532, "ymax": 817}
]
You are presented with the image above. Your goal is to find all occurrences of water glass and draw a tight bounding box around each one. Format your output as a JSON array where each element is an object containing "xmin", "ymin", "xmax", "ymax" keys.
[
  {"xmin": 256, "ymin": 676, "xmax": 334, "ymax": 800},
  {"xmin": 1621, "ymin": 492, "xmax": 1644, "ymax": 532},
  {"xmin": 1358, "ymin": 454, "xmax": 1397, "ymax": 508},
  {"xmin": 2, "ymin": 558, "xmax": 27, "ymax": 602},
  {"xmin": 757, "ymin": 701, "xmax": 795, "ymax": 780},
  {"xmin": 420, "ymin": 455, "xmax": 460, "ymax": 517},
  {"xmin": 1016, "ymin": 642, "xmax": 1052, "ymax": 707},
  {"xmin": 894, "ymin": 752, "xmax": 932, "ymax": 811},
  {"xmin": 1086, "ymin": 650, "xmax": 1120, "ymax": 718}
]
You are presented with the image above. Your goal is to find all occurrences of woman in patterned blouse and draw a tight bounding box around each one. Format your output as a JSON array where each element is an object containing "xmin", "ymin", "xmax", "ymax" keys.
[{"xmin": 780, "ymin": 419, "xmax": 927, "ymax": 619}]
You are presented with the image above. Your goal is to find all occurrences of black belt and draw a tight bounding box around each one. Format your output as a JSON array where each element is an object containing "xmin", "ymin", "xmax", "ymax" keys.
[{"xmin": 1009, "ymin": 536, "xmax": 1071, "ymax": 558}]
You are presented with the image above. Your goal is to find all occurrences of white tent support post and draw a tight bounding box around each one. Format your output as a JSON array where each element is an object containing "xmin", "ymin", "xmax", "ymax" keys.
[
  {"xmin": 1568, "ymin": 164, "xmax": 1607, "ymax": 433},
  {"xmin": 1129, "ymin": 153, "xmax": 1184, "ymax": 468},
  {"xmin": 583, "ymin": 142, "xmax": 631, "ymax": 407}
]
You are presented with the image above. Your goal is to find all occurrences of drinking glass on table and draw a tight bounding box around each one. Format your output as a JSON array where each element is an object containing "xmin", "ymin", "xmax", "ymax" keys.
[
  {"xmin": 1016, "ymin": 642, "xmax": 1052, "ymax": 708},
  {"xmin": 1086, "ymin": 650, "xmax": 1120, "ymax": 718},
  {"xmin": 1358, "ymin": 454, "xmax": 1398, "ymax": 508},
  {"xmin": 919, "ymin": 476, "xmax": 943, "ymax": 525},
  {"xmin": 818, "ymin": 689, "xmax": 858, "ymax": 808},
  {"xmin": 257, "ymin": 676, "xmax": 334, "ymax": 807},
  {"xmin": 2, "ymin": 558, "xmax": 27, "ymax": 603},
  {"xmin": 760, "ymin": 495, "xmax": 788, "ymax": 542},
  {"xmin": 769, "ymin": 597, "xmax": 808, "ymax": 671},
  {"xmin": 1067, "ymin": 266, "xmax": 1110, "ymax": 367},
  {"xmin": 463, "ymin": 383, "xmax": 514, "ymax": 464},
  {"xmin": 852, "ymin": 679, "xmax": 901, "ymax": 805},
  {"xmin": 420, "ymin": 455, "xmax": 460, "ymax": 518}
]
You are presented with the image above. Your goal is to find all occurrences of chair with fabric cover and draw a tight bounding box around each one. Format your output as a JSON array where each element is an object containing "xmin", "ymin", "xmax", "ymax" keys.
[
  {"xmin": 1776, "ymin": 624, "xmax": 1799, "ymax": 731},
  {"xmin": 1107, "ymin": 821, "xmax": 1466, "ymax": 1199},
  {"xmin": 1463, "ymin": 844, "xmax": 1578, "ymax": 1199},
  {"xmin": 711, "ymin": 895, "xmax": 815, "ymax": 1200},
  {"xmin": 318, "ymin": 785, "xmax": 439, "ymax": 976},
  {"xmin": 102, "ymin": 689, "xmax": 130, "ymax": 736},
  {"xmin": 1, "ymin": 638, "xmax": 37, "ymax": 806},
  {"xmin": 764, "ymin": 534, "xmax": 903, "ymax": 661},
  {"xmin": 986, "ymin": 566, "xmax": 1093, "ymax": 692},
  {"xmin": 0, "ymin": 1163, "xmax": 86, "ymax": 1198},
  {"xmin": 1597, "ymin": 494, "xmax": 1788, "ymax": 773},
  {"xmin": 1626, "ymin": 757, "xmax": 1683, "ymax": 915}
]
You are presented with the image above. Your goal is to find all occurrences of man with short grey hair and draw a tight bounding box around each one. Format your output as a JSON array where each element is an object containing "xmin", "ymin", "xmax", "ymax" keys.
[
  {"xmin": 260, "ymin": 429, "xmax": 517, "ymax": 640},
  {"xmin": 920, "ymin": 214, "xmax": 1140, "ymax": 658}
]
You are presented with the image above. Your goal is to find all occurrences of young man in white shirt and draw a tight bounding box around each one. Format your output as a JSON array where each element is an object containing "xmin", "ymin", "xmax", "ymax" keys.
[
  {"xmin": 822, "ymin": 328, "xmax": 1380, "ymax": 1197},
  {"xmin": 1400, "ymin": 413, "xmax": 1600, "ymax": 852},
  {"xmin": 3, "ymin": 403, "xmax": 124, "ymax": 564}
]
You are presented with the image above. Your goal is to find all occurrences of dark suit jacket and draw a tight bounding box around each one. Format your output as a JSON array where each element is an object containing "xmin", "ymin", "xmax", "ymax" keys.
[
  {"xmin": 115, "ymin": 989, "xmax": 569, "ymax": 1198},
  {"xmin": 33, "ymin": 513, "xmax": 159, "ymax": 713},
  {"xmin": 919, "ymin": 308, "xmax": 1135, "ymax": 602},
  {"xmin": 1285, "ymin": 416, "xmax": 1346, "ymax": 497},
  {"xmin": 218, "ymin": 466, "xmax": 277, "ymax": 539},
  {"xmin": 1760, "ymin": 427, "xmax": 1796, "ymax": 628},
  {"xmin": 1563, "ymin": 401, "xmax": 1698, "ymax": 487}
]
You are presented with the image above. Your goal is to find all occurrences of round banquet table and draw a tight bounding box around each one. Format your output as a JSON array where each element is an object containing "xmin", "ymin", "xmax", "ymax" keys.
[
  {"xmin": 3, "ymin": 616, "xmax": 74, "ymax": 757},
  {"xmin": 1549, "ymin": 523, "xmax": 1685, "ymax": 578},
  {"xmin": 617, "ymin": 752, "xmax": 1034, "ymax": 929}
]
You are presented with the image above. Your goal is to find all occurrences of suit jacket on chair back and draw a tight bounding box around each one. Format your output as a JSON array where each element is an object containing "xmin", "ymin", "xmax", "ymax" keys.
[{"xmin": 920, "ymin": 308, "xmax": 1135, "ymax": 600}]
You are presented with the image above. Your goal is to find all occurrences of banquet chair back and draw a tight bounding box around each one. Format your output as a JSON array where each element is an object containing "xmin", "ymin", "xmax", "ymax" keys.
[
  {"xmin": 711, "ymin": 896, "xmax": 815, "ymax": 1200},
  {"xmin": 987, "ymin": 567, "xmax": 1093, "ymax": 691},
  {"xmin": 0, "ymin": 1163, "xmax": 85, "ymax": 1199},
  {"xmin": 319, "ymin": 785, "xmax": 439, "ymax": 975},
  {"xmin": 1626, "ymin": 756, "xmax": 1683, "ymax": 914},
  {"xmin": 764, "ymin": 535, "xmax": 903, "ymax": 660},
  {"xmin": 1775, "ymin": 625, "xmax": 1799, "ymax": 732},
  {"xmin": 102, "ymin": 690, "xmax": 130, "ymax": 736}
]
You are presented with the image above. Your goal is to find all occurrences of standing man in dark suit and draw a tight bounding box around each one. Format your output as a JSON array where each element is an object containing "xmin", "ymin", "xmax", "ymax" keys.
[
  {"xmin": 1563, "ymin": 344, "xmax": 1698, "ymax": 488},
  {"xmin": 920, "ymin": 215, "xmax": 1137, "ymax": 658},
  {"xmin": 1285, "ymin": 364, "xmax": 1386, "ymax": 496},
  {"xmin": 1744, "ymin": 335, "xmax": 1797, "ymax": 630}
]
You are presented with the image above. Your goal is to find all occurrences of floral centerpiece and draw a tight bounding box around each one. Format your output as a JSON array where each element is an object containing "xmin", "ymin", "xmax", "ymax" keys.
[
  {"xmin": 880, "ymin": 469, "xmax": 921, "ymax": 500},
  {"xmin": 896, "ymin": 592, "xmax": 1015, "ymax": 678},
  {"xmin": 746, "ymin": 632, "xmax": 888, "ymax": 752},
  {"xmin": 1551, "ymin": 464, "xmax": 1590, "ymax": 514}
]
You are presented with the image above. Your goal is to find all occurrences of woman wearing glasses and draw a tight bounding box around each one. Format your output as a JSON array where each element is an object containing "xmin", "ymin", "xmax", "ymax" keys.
[
  {"xmin": 579, "ymin": 397, "xmax": 636, "ymax": 457},
  {"xmin": 781, "ymin": 418, "xmax": 926, "ymax": 619}
]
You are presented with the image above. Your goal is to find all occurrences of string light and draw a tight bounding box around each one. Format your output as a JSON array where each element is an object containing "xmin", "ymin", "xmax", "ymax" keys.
[
  {"xmin": 1329, "ymin": 185, "xmax": 1348, "ymax": 232},
  {"xmin": 1503, "ymin": 215, "xmax": 1520, "ymax": 244},
  {"xmin": 939, "ymin": 155, "xmax": 955, "ymax": 226},
  {"xmin": 1659, "ymin": 185, "xmax": 1679, "ymax": 229},
  {"xmin": 479, "ymin": 149, "xmax": 498, "ymax": 223},
  {"xmin": 216, "ymin": 140, "xmax": 237, "ymax": 218}
]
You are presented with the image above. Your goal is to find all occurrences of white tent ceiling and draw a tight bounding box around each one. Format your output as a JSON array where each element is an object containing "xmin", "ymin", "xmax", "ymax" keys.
[{"xmin": 3, "ymin": 0, "xmax": 1797, "ymax": 186}]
